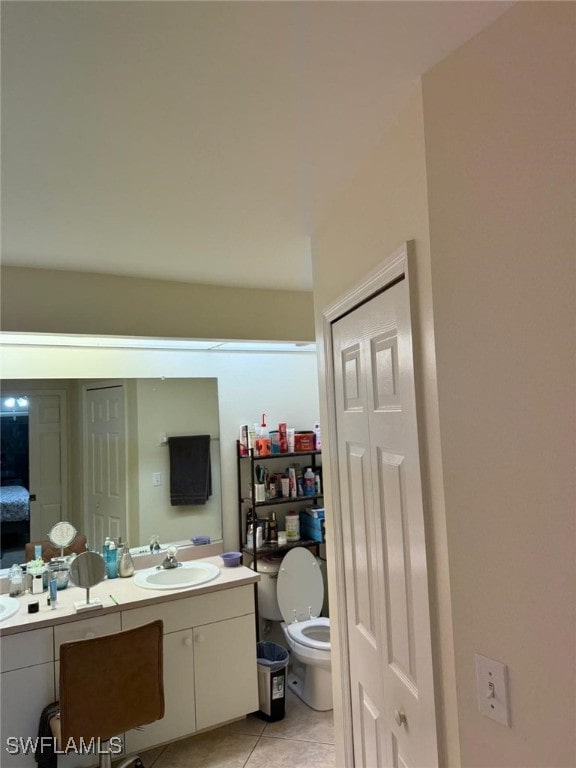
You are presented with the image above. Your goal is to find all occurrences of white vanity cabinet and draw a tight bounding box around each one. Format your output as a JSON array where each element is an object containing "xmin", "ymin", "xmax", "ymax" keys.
[
  {"xmin": 122, "ymin": 627, "xmax": 195, "ymax": 753},
  {"xmin": 193, "ymin": 613, "xmax": 257, "ymax": 731},
  {"xmin": 0, "ymin": 628, "xmax": 55, "ymax": 768},
  {"xmin": 0, "ymin": 563, "xmax": 260, "ymax": 766},
  {"xmin": 121, "ymin": 584, "xmax": 258, "ymax": 753}
]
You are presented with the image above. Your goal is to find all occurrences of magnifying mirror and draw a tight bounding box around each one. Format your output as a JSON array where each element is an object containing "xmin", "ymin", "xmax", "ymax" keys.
[
  {"xmin": 69, "ymin": 551, "xmax": 106, "ymax": 613},
  {"xmin": 48, "ymin": 521, "xmax": 77, "ymax": 558}
]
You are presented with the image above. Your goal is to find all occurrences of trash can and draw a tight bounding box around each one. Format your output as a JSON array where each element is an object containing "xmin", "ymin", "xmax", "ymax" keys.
[{"xmin": 256, "ymin": 641, "xmax": 289, "ymax": 722}]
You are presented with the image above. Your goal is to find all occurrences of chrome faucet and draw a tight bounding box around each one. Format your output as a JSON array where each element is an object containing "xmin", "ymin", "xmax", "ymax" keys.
[{"xmin": 157, "ymin": 546, "xmax": 181, "ymax": 570}]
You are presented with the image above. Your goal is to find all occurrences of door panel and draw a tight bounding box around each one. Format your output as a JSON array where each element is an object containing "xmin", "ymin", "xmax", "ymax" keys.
[
  {"xmin": 29, "ymin": 392, "xmax": 67, "ymax": 540},
  {"xmin": 84, "ymin": 384, "xmax": 126, "ymax": 548},
  {"xmin": 332, "ymin": 279, "xmax": 437, "ymax": 766}
]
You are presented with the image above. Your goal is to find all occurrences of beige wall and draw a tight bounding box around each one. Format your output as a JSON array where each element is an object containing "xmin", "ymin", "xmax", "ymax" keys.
[
  {"xmin": 313, "ymin": 2, "xmax": 575, "ymax": 767},
  {"xmin": 313, "ymin": 87, "xmax": 459, "ymax": 766},
  {"xmin": 422, "ymin": 2, "xmax": 575, "ymax": 765},
  {"xmin": 0, "ymin": 266, "xmax": 315, "ymax": 342},
  {"xmin": 127, "ymin": 378, "xmax": 222, "ymax": 547}
]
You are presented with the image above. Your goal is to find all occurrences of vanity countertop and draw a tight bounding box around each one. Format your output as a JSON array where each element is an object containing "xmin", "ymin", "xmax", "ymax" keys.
[{"xmin": 0, "ymin": 555, "xmax": 259, "ymax": 636}]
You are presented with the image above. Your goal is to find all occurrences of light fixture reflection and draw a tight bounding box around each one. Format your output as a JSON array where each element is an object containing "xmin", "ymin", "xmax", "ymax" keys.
[{"xmin": 1, "ymin": 396, "xmax": 29, "ymax": 417}]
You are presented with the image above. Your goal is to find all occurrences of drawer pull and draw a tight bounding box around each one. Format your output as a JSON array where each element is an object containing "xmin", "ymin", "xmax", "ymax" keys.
[{"xmin": 84, "ymin": 632, "xmax": 95, "ymax": 640}]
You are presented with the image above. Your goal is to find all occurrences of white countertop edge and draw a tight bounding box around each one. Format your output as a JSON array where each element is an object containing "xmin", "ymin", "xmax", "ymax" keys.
[{"xmin": 0, "ymin": 555, "xmax": 259, "ymax": 636}]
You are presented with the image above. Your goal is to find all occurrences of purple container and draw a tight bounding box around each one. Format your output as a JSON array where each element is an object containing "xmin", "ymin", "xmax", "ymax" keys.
[{"xmin": 221, "ymin": 551, "xmax": 242, "ymax": 568}]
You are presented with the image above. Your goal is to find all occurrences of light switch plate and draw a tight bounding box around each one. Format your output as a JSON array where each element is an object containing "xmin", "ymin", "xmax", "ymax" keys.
[
  {"xmin": 152, "ymin": 472, "xmax": 162, "ymax": 487},
  {"xmin": 475, "ymin": 653, "xmax": 510, "ymax": 727}
]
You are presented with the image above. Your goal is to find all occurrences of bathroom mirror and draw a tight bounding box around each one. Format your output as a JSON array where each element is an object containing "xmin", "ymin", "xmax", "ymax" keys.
[
  {"xmin": 69, "ymin": 550, "xmax": 106, "ymax": 612},
  {"xmin": 0, "ymin": 377, "xmax": 222, "ymax": 552}
]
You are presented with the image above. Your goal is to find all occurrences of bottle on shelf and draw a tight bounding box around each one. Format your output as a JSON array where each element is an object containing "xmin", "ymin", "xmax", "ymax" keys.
[
  {"xmin": 303, "ymin": 467, "xmax": 316, "ymax": 497},
  {"xmin": 313, "ymin": 421, "xmax": 321, "ymax": 450},
  {"xmin": 286, "ymin": 510, "xmax": 300, "ymax": 542},
  {"xmin": 269, "ymin": 511, "xmax": 278, "ymax": 543}
]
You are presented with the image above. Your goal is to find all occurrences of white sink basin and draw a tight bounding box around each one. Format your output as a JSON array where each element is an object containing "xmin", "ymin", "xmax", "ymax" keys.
[
  {"xmin": 0, "ymin": 595, "xmax": 20, "ymax": 622},
  {"xmin": 134, "ymin": 561, "xmax": 220, "ymax": 590}
]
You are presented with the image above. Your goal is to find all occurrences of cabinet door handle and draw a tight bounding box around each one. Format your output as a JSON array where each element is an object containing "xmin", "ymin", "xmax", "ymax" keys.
[
  {"xmin": 184, "ymin": 636, "xmax": 193, "ymax": 647},
  {"xmin": 84, "ymin": 632, "xmax": 95, "ymax": 640},
  {"xmin": 195, "ymin": 634, "xmax": 206, "ymax": 644}
]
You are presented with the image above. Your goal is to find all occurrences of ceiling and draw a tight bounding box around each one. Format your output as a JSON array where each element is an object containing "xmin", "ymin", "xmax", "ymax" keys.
[{"xmin": 1, "ymin": 1, "xmax": 512, "ymax": 291}]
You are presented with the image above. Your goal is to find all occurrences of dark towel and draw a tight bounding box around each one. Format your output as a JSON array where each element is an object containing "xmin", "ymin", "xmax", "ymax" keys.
[
  {"xmin": 35, "ymin": 701, "xmax": 60, "ymax": 768},
  {"xmin": 168, "ymin": 435, "xmax": 212, "ymax": 506}
]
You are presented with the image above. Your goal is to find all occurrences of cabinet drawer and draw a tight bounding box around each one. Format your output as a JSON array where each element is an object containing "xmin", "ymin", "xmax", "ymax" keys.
[
  {"xmin": 1, "ymin": 627, "xmax": 54, "ymax": 672},
  {"xmin": 54, "ymin": 612, "xmax": 121, "ymax": 659},
  {"xmin": 122, "ymin": 585, "xmax": 255, "ymax": 634}
]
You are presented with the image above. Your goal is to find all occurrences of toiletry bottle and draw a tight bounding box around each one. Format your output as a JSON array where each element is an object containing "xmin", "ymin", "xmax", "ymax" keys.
[
  {"xmin": 246, "ymin": 522, "xmax": 254, "ymax": 549},
  {"xmin": 49, "ymin": 577, "xmax": 57, "ymax": 609},
  {"xmin": 259, "ymin": 414, "xmax": 268, "ymax": 439},
  {"xmin": 255, "ymin": 522, "xmax": 263, "ymax": 550},
  {"xmin": 106, "ymin": 540, "xmax": 118, "ymax": 579},
  {"xmin": 315, "ymin": 473, "xmax": 322, "ymax": 495},
  {"xmin": 32, "ymin": 573, "xmax": 44, "ymax": 594},
  {"xmin": 304, "ymin": 467, "xmax": 316, "ymax": 496},
  {"xmin": 269, "ymin": 511, "xmax": 278, "ymax": 544},
  {"xmin": 119, "ymin": 544, "xmax": 135, "ymax": 578},
  {"xmin": 313, "ymin": 421, "xmax": 322, "ymax": 450},
  {"xmin": 286, "ymin": 511, "xmax": 300, "ymax": 542}
]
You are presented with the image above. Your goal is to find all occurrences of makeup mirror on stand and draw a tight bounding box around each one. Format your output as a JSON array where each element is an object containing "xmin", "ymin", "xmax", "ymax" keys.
[
  {"xmin": 47, "ymin": 521, "xmax": 77, "ymax": 559},
  {"xmin": 69, "ymin": 551, "xmax": 106, "ymax": 613}
]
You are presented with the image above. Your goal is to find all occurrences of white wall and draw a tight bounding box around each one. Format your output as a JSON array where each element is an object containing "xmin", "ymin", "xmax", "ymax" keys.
[
  {"xmin": 312, "ymin": 86, "xmax": 458, "ymax": 766},
  {"xmin": 422, "ymin": 3, "xmax": 575, "ymax": 765},
  {"xmin": 0, "ymin": 344, "xmax": 320, "ymax": 552},
  {"xmin": 313, "ymin": 3, "xmax": 575, "ymax": 766}
]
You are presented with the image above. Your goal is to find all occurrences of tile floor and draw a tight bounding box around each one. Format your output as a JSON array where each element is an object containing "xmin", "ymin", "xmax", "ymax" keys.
[{"xmin": 139, "ymin": 690, "xmax": 335, "ymax": 768}]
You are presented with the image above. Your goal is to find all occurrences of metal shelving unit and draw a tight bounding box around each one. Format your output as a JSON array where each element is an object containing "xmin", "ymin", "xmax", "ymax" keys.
[{"xmin": 236, "ymin": 441, "xmax": 323, "ymax": 566}]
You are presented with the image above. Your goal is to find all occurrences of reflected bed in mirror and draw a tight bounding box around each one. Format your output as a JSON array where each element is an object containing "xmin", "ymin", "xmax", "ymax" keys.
[{"xmin": 0, "ymin": 378, "xmax": 222, "ymax": 555}]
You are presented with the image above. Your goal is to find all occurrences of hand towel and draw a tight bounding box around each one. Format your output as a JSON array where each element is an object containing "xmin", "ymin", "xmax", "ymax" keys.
[{"xmin": 168, "ymin": 435, "xmax": 212, "ymax": 506}]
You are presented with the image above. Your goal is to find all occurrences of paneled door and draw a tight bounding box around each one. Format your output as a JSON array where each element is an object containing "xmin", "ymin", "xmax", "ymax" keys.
[
  {"xmin": 332, "ymin": 276, "xmax": 438, "ymax": 766},
  {"xmin": 28, "ymin": 391, "xmax": 67, "ymax": 540},
  {"xmin": 83, "ymin": 383, "xmax": 126, "ymax": 549}
]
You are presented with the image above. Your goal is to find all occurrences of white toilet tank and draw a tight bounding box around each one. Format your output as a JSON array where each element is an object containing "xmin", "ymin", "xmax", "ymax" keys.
[{"xmin": 251, "ymin": 556, "xmax": 283, "ymax": 621}]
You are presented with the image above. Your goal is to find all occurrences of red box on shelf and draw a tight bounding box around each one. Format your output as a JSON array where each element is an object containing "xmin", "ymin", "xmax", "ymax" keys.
[{"xmin": 294, "ymin": 431, "xmax": 315, "ymax": 452}]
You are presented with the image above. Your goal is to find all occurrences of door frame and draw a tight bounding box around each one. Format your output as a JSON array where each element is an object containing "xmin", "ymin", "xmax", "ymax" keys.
[
  {"xmin": 1, "ymin": 385, "xmax": 69, "ymax": 538},
  {"xmin": 319, "ymin": 241, "xmax": 421, "ymax": 766}
]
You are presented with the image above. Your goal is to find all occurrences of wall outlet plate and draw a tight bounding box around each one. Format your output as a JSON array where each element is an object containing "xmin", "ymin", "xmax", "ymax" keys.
[{"xmin": 475, "ymin": 653, "xmax": 511, "ymax": 727}]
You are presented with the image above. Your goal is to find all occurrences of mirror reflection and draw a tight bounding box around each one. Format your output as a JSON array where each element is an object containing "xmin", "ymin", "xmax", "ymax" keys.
[{"xmin": 0, "ymin": 378, "xmax": 222, "ymax": 567}]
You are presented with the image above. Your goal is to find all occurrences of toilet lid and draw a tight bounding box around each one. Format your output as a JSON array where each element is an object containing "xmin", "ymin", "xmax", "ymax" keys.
[{"xmin": 277, "ymin": 547, "xmax": 324, "ymax": 623}]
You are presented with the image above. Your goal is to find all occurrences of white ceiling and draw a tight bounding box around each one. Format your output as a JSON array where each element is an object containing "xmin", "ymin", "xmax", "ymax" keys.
[{"xmin": 1, "ymin": 1, "xmax": 512, "ymax": 291}]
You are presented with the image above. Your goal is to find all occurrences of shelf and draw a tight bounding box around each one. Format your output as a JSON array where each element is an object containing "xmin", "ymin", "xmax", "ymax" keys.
[
  {"xmin": 238, "ymin": 450, "xmax": 321, "ymax": 461},
  {"xmin": 243, "ymin": 495, "xmax": 323, "ymax": 508},
  {"xmin": 242, "ymin": 539, "xmax": 320, "ymax": 558}
]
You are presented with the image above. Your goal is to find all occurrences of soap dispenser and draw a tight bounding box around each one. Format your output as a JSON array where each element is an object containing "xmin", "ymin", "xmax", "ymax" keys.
[{"xmin": 119, "ymin": 544, "xmax": 135, "ymax": 578}]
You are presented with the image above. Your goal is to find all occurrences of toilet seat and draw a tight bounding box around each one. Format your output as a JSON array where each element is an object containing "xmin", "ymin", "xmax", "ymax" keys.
[
  {"xmin": 277, "ymin": 547, "xmax": 324, "ymax": 624},
  {"xmin": 285, "ymin": 617, "xmax": 330, "ymax": 651}
]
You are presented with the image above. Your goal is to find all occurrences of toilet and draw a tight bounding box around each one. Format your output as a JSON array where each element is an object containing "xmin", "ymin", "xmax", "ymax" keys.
[{"xmin": 257, "ymin": 547, "xmax": 332, "ymax": 711}]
